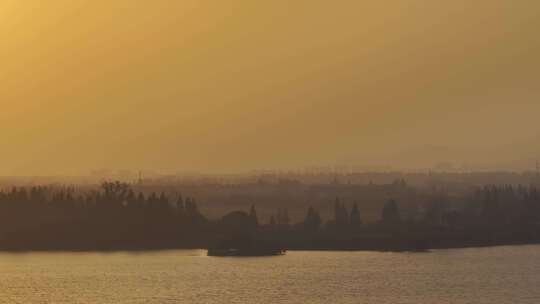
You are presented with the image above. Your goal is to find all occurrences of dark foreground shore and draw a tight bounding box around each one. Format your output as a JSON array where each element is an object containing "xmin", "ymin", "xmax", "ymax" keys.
[{"xmin": 2, "ymin": 234, "xmax": 539, "ymax": 253}]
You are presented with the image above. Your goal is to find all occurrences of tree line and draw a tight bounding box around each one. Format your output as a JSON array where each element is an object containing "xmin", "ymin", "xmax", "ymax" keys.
[{"xmin": 0, "ymin": 182, "xmax": 539, "ymax": 251}]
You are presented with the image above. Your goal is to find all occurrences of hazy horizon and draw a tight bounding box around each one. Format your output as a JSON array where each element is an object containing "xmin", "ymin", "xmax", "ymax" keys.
[{"xmin": 2, "ymin": 1, "xmax": 539, "ymax": 176}]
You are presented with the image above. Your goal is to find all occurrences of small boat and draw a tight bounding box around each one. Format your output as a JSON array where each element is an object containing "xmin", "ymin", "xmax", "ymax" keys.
[{"xmin": 207, "ymin": 238, "xmax": 286, "ymax": 257}]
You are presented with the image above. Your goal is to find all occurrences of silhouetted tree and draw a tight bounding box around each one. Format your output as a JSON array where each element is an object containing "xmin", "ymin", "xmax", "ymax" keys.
[
  {"xmin": 221, "ymin": 211, "xmax": 253, "ymax": 236},
  {"xmin": 304, "ymin": 206, "xmax": 322, "ymax": 231},
  {"xmin": 334, "ymin": 198, "xmax": 348, "ymax": 228},
  {"xmin": 176, "ymin": 194, "xmax": 185, "ymax": 215},
  {"xmin": 424, "ymin": 197, "xmax": 448, "ymax": 226},
  {"xmin": 249, "ymin": 205, "xmax": 259, "ymax": 228},
  {"xmin": 269, "ymin": 215, "xmax": 276, "ymax": 228},
  {"xmin": 350, "ymin": 202, "xmax": 362, "ymax": 228},
  {"xmin": 381, "ymin": 199, "xmax": 401, "ymax": 224}
]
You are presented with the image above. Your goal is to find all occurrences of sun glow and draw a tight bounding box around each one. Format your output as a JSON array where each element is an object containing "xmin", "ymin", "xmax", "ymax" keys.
[{"xmin": 1, "ymin": 1, "xmax": 540, "ymax": 175}]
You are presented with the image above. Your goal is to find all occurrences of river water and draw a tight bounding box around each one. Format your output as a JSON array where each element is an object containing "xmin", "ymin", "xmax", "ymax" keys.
[{"xmin": 1, "ymin": 245, "xmax": 539, "ymax": 303}]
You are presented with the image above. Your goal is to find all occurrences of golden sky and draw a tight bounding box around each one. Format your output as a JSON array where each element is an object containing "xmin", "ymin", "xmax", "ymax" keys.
[{"xmin": 1, "ymin": 1, "xmax": 539, "ymax": 175}]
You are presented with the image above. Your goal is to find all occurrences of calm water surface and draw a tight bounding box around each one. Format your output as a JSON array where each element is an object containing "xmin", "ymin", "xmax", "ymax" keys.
[{"xmin": 1, "ymin": 245, "xmax": 540, "ymax": 303}]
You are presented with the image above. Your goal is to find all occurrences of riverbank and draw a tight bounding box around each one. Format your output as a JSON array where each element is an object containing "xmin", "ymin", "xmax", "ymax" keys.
[{"xmin": 2, "ymin": 237, "xmax": 540, "ymax": 253}]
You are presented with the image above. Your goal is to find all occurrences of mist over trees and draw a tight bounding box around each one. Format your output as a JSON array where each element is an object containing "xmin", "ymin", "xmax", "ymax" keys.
[{"xmin": 0, "ymin": 177, "xmax": 539, "ymax": 251}]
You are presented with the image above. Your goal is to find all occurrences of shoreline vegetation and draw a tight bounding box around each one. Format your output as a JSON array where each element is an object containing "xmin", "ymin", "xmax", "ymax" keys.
[
  {"xmin": 2, "ymin": 240, "xmax": 540, "ymax": 253},
  {"xmin": 1, "ymin": 180, "xmax": 539, "ymax": 252}
]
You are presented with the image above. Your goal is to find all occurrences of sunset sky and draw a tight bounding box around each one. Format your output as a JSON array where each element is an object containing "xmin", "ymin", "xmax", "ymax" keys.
[{"xmin": 1, "ymin": 1, "xmax": 539, "ymax": 175}]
